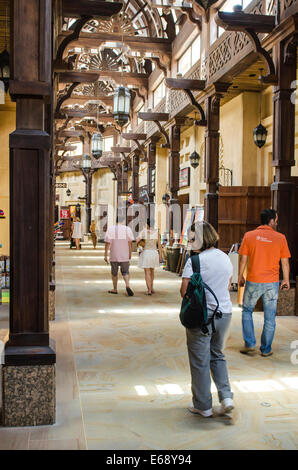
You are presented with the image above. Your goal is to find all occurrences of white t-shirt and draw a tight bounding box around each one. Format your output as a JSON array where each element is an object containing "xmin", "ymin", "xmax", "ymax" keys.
[{"xmin": 182, "ymin": 248, "xmax": 233, "ymax": 315}]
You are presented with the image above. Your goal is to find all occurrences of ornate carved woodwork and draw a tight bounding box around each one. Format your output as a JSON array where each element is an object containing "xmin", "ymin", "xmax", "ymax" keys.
[
  {"xmin": 166, "ymin": 78, "xmax": 207, "ymax": 125},
  {"xmin": 215, "ymin": 9, "xmax": 277, "ymax": 83},
  {"xmin": 56, "ymin": 16, "xmax": 92, "ymax": 64}
]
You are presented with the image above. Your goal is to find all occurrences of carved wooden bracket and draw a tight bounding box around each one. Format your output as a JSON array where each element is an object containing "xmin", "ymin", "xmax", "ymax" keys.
[
  {"xmin": 244, "ymin": 29, "xmax": 277, "ymax": 84},
  {"xmin": 132, "ymin": 88, "xmax": 146, "ymax": 105},
  {"xmin": 150, "ymin": 57, "xmax": 168, "ymax": 77},
  {"xmin": 215, "ymin": 9, "xmax": 277, "ymax": 84},
  {"xmin": 138, "ymin": 112, "xmax": 170, "ymax": 148},
  {"xmin": 121, "ymin": 133, "xmax": 147, "ymax": 161},
  {"xmin": 56, "ymin": 83, "xmax": 80, "ymax": 114},
  {"xmin": 166, "ymin": 78, "xmax": 207, "ymax": 125},
  {"xmin": 180, "ymin": 7, "xmax": 202, "ymax": 31},
  {"xmin": 56, "ymin": 17, "xmax": 92, "ymax": 64}
]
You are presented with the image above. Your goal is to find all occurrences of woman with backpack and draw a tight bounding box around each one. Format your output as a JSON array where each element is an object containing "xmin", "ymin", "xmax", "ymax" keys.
[{"xmin": 180, "ymin": 221, "xmax": 234, "ymax": 417}]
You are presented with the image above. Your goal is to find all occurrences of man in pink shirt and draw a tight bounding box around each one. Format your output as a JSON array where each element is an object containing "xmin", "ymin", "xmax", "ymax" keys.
[{"xmin": 104, "ymin": 215, "xmax": 135, "ymax": 296}]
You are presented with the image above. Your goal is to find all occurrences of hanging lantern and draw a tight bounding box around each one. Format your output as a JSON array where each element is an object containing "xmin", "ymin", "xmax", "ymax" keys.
[
  {"xmin": 91, "ymin": 133, "xmax": 103, "ymax": 159},
  {"xmin": 113, "ymin": 86, "xmax": 131, "ymax": 128},
  {"xmin": 0, "ymin": 49, "xmax": 10, "ymax": 93},
  {"xmin": 66, "ymin": 189, "xmax": 71, "ymax": 197},
  {"xmin": 253, "ymin": 123, "xmax": 267, "ymax": 148},
  {"xmin": 190, "ymin": 151, "xmax": 200, "ymax": 169},
  {"xmin": 82, "ymin": 154, "xmax": 92, "ymax": 172}
]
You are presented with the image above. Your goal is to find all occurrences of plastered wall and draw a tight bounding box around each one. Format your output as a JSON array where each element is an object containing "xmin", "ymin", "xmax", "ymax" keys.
[{"xmin": 0, "ymin": 93, "xmax": 15, "ymax": 256}]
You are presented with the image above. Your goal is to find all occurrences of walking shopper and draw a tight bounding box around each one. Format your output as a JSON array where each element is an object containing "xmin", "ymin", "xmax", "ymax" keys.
[
  {"xmin": 238, "ymin": 208, "xmax": 291, "ymax": 357},
  {"xmin": 90, "ymin": 219, "xmax": 97, "ymax": 249},
  {"xmin": 136, "ymin": 219, "xmax": 162, "ymax": 295},
  {"xmin": 71, "ymin": 216, "xmax": 83, "ymax": 250},
  {"xmin": 180, "ymin": 221, "xmax": 234, "ymax": 418},
  {"xmin": 104, "ymin": 215, "xmax": 134, "ymax": 296}
]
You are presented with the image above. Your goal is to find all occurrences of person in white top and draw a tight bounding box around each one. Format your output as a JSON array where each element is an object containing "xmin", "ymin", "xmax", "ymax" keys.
[
  {"xmin": 180, "ymin": 221, "xmax": 234, "ymax": 418},
  {"xmin": 136, "ymin": 219, "xmax": 162, "ymax": 295},
  {"xmin": 71, "ymin": 216, "xmax": 83, "ymax": 250}
]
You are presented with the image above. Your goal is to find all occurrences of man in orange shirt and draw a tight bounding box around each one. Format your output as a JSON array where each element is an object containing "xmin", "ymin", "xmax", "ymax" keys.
[{"xmin": 238, "ymin": 208, "xmax": 291, "ymax": 357}]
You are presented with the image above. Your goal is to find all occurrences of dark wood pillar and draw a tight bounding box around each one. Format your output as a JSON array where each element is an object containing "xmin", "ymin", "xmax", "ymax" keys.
[
  {"xmin": 122, "ymin": 160, "xmax": 129, "ymax": 194},
  {"xmin": 204, "ymin": 84, "xmax": 230, "ymax": 231},
  {"xmin": 3, "ymin": 0, "xmax": 56, "ymax": 427},
  {"xmin": 132, "ymin": 151, "xmax": 140, "ymax": 204},
  {"xmin": 147, "ymin": 137, "xmax": 159, "ymax": 222},
  {"xmin": 204, "ymin": 95, "xmax": 220, "ymax": 231},
  {"xmin": 83, "ymin": 170, "xmax": 94, "ymax": 233},
  {"xmin": 169, "ymin": 123, "xmax": 181, "ymax": 243},
  {"xmin": 271, "ymin": 39, "xmax": 297, "ymax": 278}
]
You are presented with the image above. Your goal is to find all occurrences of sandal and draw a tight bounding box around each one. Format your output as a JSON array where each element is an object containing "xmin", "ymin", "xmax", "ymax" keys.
[{"xmin": 108, "ymin": 290, "xmax": 118, "ymax": 294}]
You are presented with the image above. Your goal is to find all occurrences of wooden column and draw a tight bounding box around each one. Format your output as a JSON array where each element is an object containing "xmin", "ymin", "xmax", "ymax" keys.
[
  {"xmin": 83, "ymin": 170, "xmax": 94, "ymax": 233},
  {"xmin": 132, "ymin": 151, "xmax": 140, "ymax": 203},
  {"xmin": 204, "ymin": 95, "xmax": 220, "ymax": 231},
  {"xmin": 204, "ymin": 84, "xmax": 230, "ymax": 231},
  {"xmin": 271, "ymin": 39, "xmax": 297, "ymax": 278},
  {"xmin": 147, "ymin": 137, "xmax": 159, "ymax": 221},
  {"xmin": 169, "ymin": 123, "xmax": 181, "ymax": 243},
  {"xmin": 122, "ymin": 160, "xmax": 129, "ymax": 194},
  {"xmin": 3, "ymin": 0, "xmax": 55, "ymax": 427}
]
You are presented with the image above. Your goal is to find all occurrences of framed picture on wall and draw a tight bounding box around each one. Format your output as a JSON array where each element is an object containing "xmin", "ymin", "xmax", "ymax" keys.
[{"xmin": 179, "ymin": 167, "xmax": 190, "ymax": 188}]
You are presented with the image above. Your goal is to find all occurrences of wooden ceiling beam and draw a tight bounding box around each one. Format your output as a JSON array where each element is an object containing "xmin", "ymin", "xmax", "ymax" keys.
[
  {"xmin": 62, "ymin": 0, "xmax": 123, "ymax": 18},
  {"xmin": 121, "ymin": 133, "xmax": 147, "ymax": 140},
  {"xmin": 59, "ymin": 130, "xmax": 85, "ymax": 137},
  {"xmin": 138, "ymin": 112, "xmax": 169, "ymax": 121},
  {"xmin": 59, "ymin": 31, "xmax": 171, "ymax": 54},
  {"xmin": 111, "ymin": 147, "xmax": 132, "ymax": 154},
  {"xmin": 58, "ymin": 72, "xmax": 100, "ymax": 83},
  {"xmin": 64, "ymin": 96, "xmax": 113, "ymax": 106}
]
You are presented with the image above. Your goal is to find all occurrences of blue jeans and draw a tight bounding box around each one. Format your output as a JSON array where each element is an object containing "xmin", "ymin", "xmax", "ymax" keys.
[{"xmin": 242, "ymin": 281, "xmax": 279, "ymax": 354}]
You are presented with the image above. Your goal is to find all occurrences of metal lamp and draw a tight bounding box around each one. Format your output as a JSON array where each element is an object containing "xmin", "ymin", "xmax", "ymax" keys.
[
  {"xmin": 82, "ymin": 154, "xmax": 92, "ymax": 172},
  {"xmin": 253, "ymin": 123, "xmax": 267, "ymax": 148},
  {"xmin": 190, "ymin": 151, "xmax": 200, "ymax": 169},
  {"xmin": 91, "ymin": 133, "xmax": 103, "ymax": 159},
  {"xmin": 66, "ymin": 189, "xmax": 71, "ymax": 197},
  {"xmin": 113, "ymin": 86, "xmax": 131, "ymax": 128}
]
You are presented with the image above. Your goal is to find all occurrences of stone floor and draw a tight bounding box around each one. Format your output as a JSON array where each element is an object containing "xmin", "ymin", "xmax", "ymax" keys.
[{"xmin": 0, "ymin": 241, "xmax": 298, "ymax": 450}]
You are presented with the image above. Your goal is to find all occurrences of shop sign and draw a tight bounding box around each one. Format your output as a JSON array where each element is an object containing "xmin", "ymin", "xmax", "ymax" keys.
[
  {"xmin": 179, "ymin": 167, "xmax": 190, "ymax": 188},
  {"xmin": 60, "ymin": 208, "xmax": 70, "ymax": 219},
  {"xmin": 56, "ymin": 183, "xmax": 67, "ymax": 188}
]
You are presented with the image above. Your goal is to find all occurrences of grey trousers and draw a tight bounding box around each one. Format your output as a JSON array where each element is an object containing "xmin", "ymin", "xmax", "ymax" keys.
[{"xmin": 186, "ymin": 313, "xmax": 233, "ymax": 411}]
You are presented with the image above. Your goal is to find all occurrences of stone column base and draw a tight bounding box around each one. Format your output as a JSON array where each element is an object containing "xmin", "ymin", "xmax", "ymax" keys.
[
  {"xmin": 49, "ymin": 288, "xmax": 55, "ymax": 321},
  {"xmin": 276, "ymin": 287, "xmax": 296, "ymax": 316},
  {"xmin": 2, "ymin": 364, "xmax": 56, "ymax": 427}
]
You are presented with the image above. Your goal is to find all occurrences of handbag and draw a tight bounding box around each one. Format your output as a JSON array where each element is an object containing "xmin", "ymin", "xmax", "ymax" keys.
[{"xmin": 137, "ymin": 239, "xmax": 146, "ymax": 248}]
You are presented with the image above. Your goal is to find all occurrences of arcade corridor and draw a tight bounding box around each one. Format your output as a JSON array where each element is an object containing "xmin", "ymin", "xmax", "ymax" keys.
[{"xmin": 1, "ymin": 242, "xmax": 297, "ymax": 450}]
